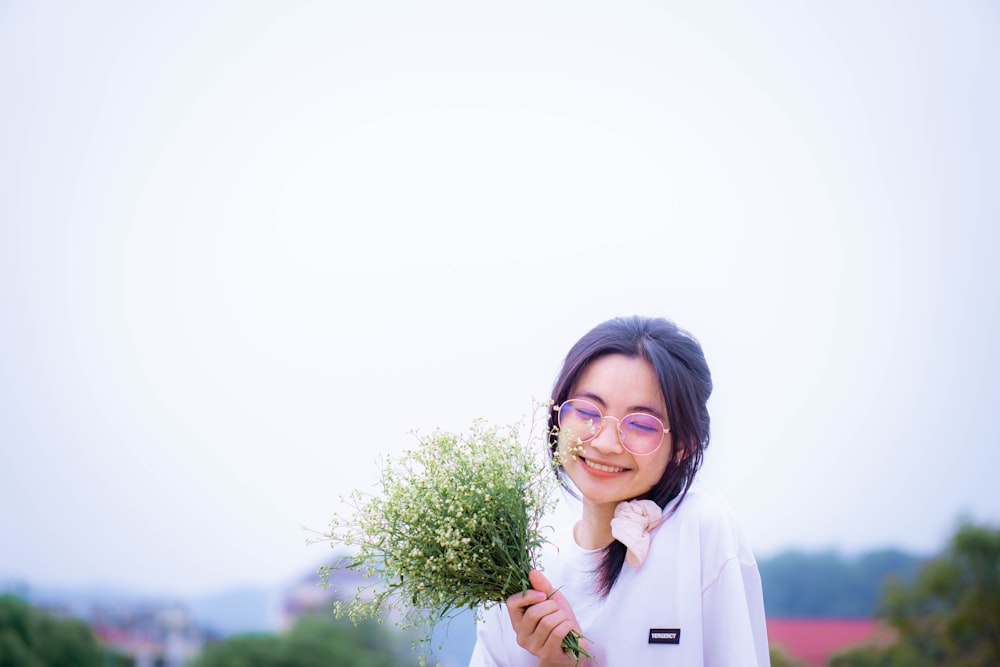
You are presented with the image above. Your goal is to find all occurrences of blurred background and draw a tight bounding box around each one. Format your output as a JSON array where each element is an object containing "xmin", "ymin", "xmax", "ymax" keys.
[{"xmin": 2, "ymin": 1, "xmax": 998, "ymax": 665}]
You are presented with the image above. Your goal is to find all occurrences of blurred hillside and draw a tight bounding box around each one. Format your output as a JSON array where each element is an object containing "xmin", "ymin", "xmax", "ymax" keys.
[{"xmin": 760, "ymin": 548, "xmax": 925, "ymax": 617}]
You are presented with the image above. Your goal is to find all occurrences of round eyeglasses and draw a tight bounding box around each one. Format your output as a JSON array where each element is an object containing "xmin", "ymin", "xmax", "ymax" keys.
[{"xmin": 554, "ymin": 398, "xmax": 670, "ymax": 456}]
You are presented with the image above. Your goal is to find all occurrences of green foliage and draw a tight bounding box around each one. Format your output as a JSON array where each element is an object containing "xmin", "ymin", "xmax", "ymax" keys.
[
  {"xmin": 832, "ymin": 520, "xmax": 1000, "ymax": 667},
  {"xmin": 770, "ymin": 644, "xmax": 809, "ymax": 667},
  {"xmin": 759, "ymin": 548, "xmax": 924, "ymax": 617},
  {"xmin": 883, "ymin": 520, "xmax": 1000, "ymax": 664},
  {"xmin": 829, "ymin": 642, "xmax": 933, "ymax": 667},
  {"xmin": 0, "ymin": 595, "xmax": 103, "ymax": 667},
  {"xmin": 190, "ymin": 613, "xmax": 418, "ymax": 667}
]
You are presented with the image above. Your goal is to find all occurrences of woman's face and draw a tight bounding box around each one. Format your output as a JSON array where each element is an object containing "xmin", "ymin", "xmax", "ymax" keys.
[{"xmin": 558, "ymin": 353, "xmax": 675, "ymax": 510}]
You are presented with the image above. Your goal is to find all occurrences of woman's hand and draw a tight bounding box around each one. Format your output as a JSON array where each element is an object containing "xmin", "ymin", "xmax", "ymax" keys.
[{"xmin": 505, "ymin": 569, "xmax": 590, "ymax": 665}]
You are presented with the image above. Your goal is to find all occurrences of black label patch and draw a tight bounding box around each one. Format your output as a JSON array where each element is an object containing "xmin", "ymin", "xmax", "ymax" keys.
[{"xmin": 648, "ymin": 628, "xmax": 681, "ymax": 644}]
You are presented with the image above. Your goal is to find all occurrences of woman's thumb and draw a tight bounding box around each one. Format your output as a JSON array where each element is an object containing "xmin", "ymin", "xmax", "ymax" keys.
[{"xmin": 528, "ymin": 569, "xmax": 554, "ymax": 596}]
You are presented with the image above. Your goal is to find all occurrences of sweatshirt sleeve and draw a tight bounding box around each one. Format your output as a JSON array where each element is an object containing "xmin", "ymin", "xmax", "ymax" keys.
[
  {"xmin": 701, "ymin": 556, "xmax": 770, "ymax": 666},
  {"xmin": 468, "ymin": 604, "xmax": 536, "ymax": 667},
  {"xmin": 468, "ymin": 635, "xmax": 497, "ymax": 667}
]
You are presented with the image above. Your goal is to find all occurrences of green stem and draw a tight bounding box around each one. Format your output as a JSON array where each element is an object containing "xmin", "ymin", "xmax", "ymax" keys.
[{"xmin": 561, "ymin": 629, "xmax": 595, "ymax": 664}]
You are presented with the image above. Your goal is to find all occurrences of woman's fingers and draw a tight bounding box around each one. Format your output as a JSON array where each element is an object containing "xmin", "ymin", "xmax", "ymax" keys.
[
  {"xmin": 516, "ymin": 603, "xmax": 575, "ymax": 663},
  {"xmin": 503, "ymin": 571, "xmax": 582, "ymax": 664},
  {"xmin": 506, "ymin": 587, "xmax": 546, "ymax": 613}
]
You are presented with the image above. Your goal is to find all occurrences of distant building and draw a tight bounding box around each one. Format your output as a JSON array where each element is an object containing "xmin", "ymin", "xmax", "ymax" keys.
[{"xmin": 90, "ymin": 602, "xmax": 206, "ymax": 667}]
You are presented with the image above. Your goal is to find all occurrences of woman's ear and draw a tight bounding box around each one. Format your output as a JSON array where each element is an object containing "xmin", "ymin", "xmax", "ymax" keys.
[{"xmin": 672, "ymin": 443, "xmax": 689, "ymax": 465}]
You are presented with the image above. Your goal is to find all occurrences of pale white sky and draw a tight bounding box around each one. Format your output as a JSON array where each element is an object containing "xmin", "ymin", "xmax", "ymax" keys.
[{"xmin": 1, "ymin": 1, "xmax": 998, "ymax": 598}]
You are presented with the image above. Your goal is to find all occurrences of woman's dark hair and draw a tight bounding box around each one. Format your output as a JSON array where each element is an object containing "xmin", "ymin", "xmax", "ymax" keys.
[{"xmin": 548, "ymin": 315, "xmax": 713, "ymax": 596}]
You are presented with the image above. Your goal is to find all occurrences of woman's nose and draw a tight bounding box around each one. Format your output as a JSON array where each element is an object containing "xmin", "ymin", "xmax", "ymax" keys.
[{"xmin": 590, "ymin": 418, "xmax": 624, "ymax": 454}]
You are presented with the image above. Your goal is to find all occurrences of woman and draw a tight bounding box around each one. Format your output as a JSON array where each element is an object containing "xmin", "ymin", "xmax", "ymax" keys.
[{"xmin": 469, "ymin": 316, "xmax": 770, "ymax": 666}]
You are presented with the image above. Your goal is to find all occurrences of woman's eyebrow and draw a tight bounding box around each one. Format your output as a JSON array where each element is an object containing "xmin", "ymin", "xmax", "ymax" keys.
[
  {"xmin": 574, "ymin": 390, "xmax": 667, "ymax": 421},
  {"xmin": 574, "ymin": 390, "xmax": 606, "ymax": 406}
]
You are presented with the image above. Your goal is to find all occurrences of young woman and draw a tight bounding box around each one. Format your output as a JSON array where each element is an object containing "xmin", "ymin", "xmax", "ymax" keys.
[{"xmin": 469, "ymin": 316, "xmax": 770, "ymax": 666}]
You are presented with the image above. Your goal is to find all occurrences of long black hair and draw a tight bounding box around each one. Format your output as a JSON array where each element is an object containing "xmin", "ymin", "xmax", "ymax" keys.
[{"xmin": 548, "ymin": 315, "xmax": 713, "ymax": 596}]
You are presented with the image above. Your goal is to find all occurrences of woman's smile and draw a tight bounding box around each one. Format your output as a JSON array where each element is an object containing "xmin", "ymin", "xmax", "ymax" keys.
[{"xmin": 580, "ymin": 457, "xmax": 629, "ymax": 475}]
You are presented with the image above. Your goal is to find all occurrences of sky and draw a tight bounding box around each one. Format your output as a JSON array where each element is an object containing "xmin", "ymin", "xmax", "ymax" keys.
[{"xmin": 1, "ymin": 1, "xmax": 998, "ymax": 599}]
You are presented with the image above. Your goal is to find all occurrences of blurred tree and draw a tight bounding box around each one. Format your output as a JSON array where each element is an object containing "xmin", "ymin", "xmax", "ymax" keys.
[
  {"xmin": 190, "ymin": 613, "xmax": 420, "ymax": 667},
  {"xmin": 830, "ymin": 520, "xmax": 1000, "ymax": 667},
  {"xmin": 828, "ymin": 641, "xmax": 932, "ymax": 667},
  {"xmin": 770, "ymin": 644, "xmax": 809, "ymax": 667},
  {"xmin": 0, "ymin": 595, "xmax": 103, "ymax": 667}
]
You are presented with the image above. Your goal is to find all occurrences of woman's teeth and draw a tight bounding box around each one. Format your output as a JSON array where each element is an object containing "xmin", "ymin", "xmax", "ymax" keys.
[{"xmin": 585, "ymin": 459, "xmax": 626, "ymax": 473}]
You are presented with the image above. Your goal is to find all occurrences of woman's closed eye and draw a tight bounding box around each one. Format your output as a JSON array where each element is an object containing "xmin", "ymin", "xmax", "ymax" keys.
[{"xmin": 624, "ymin": 416, "xmax": 659, "ymax": 433}]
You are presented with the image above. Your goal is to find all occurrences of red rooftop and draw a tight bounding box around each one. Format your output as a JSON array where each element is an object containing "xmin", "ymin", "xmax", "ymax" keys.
[{"xmin": 767, "ymin": 618, "xmax": 896, "ymax": 666}]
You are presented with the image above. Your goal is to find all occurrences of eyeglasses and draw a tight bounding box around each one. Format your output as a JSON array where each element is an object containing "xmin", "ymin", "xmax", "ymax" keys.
[{"xmin": 554, "ymin": 398, "xmax": 669, "ymax": 456}]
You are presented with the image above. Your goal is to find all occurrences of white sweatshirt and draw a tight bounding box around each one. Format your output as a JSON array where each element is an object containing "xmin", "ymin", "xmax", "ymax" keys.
[{"xmin": 468, "ymin": 491, "xmax": 770, "ymax": 666}]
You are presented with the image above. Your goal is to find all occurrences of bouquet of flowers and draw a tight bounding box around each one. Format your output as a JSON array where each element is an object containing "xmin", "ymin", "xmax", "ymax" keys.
[{"xmin": 319, "ymin": 408, "xmax": 591, "ymax": 664}]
